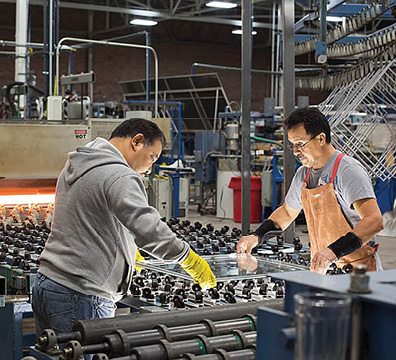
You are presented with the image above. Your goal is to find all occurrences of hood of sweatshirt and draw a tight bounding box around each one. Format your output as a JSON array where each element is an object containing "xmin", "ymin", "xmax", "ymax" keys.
[{"xmin": 64, "ymin": 137, "xmax": 130, "ymax": 185}]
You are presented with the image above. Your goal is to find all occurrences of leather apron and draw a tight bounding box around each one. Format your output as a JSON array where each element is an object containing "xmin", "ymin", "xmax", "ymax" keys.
[{"xmin": 301, "ymin": 153, "xmax": 376, "ymax": 272}]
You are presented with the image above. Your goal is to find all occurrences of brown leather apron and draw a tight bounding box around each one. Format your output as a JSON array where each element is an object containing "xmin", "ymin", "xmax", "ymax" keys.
[{"xmin": 301, "ymin": 153, "xmax": 376, "ymax": 272}]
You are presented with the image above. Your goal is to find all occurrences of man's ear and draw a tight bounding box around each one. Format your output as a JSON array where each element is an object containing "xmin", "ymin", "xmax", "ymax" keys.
[
  {"xmin": 319, "ymin": 132, "xmax": 326, "ymax": 146},
  {"xmin": 131, "ymin": 133, "xmax": 144, "ymax": 149}
]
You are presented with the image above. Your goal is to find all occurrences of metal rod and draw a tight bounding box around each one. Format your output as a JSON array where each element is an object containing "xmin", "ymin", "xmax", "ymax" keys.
[
  {"xmin": 72, "ymin": 299, "xmax": 282, "ymax": 345},
  {"xmin": 79, "ymin": 317, "xmax": 256, "ymax": 356},
  {"xmin": 146, "ymin": 32, "xmax": 151, "ymax": 107},
  {"xmin": 4, "ymin": 295, "xmax": 30, "ymax": 304},
  {"xmin": 0, "ymin": 40, "xmax": 44, "ymax": 48},
  {"xmin": 241, "ymin": 0, "xmax": 253, "ymax": 235},
  {"xmin": 55, "ymin": 37, "xmax": 159, "ymax": 117},
  {"xmin": 191, "ymin": 62, "xmax": 282, "ymax": 76},
  {"xmin": 271, "ymin": 2, "xmax": 276, "ymax": 99},
  {"xmin": 129, "ymin": 331, "xmax": 257, "ymax": 360},
  {"xmin": 282, "ymin": 0, "xmax": 296, "ymax": 243}
]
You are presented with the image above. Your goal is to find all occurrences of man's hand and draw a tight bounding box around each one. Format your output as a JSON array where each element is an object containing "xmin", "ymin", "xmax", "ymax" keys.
[
  {"xmin": 236, "ymin": 234, "xmax": 259, "ymax": 254},
  {"xmin": 310, "ymin": 248, "xmax": 337, "ymax": 274},
  {"xmin": 181, "ymin": 250, "xmax": 217, "ymax": 290},
  {"xmin": 236, "ymin": 254, "xmax": 258, "ymax": 271}
]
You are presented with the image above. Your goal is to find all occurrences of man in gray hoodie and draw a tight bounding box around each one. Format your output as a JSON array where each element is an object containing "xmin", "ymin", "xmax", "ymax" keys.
[{"xmin": 32, "ymin": 118, "xmax": 216, "ymax": 337}]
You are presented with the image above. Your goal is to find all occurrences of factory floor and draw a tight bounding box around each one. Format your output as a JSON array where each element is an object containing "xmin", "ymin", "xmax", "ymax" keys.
[
  {"xmin": 186, "ymin": 207, "xmax": 396, "ymax": 270},
  {"xmin": 22, "ymin": 207, "xmax": 396, "ymax": 354}
]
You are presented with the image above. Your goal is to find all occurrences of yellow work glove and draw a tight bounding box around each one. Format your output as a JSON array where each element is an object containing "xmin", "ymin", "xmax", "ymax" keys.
[
  {"xmin": 181, "ymin": 250, "xmax": 217, "ymax": 291},
  {"xmin": 135, "ymin": 248, "xmax": 145, "ymax": 272}
]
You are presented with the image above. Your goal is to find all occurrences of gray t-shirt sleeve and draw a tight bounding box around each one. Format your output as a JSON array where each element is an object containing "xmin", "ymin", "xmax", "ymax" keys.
[
  {"xmin": 285, "ymin": 166, "xmax": 306, "ymax": 210},
  {"xmin": 335, "ymin": 157, "xmax": 375, "ymax": 209}
]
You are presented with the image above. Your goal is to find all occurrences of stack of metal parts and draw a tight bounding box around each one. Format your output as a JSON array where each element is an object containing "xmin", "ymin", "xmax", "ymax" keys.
[
  {"xmin": 295, "ymin": 2, "xmax": 391, "ymax": 57},
  {"xmin": 32, "ymin": 300, "xmax": 284, "ymax": 360},
  {"xmin": 327, "ymin": 23, "xmax": 396, "ymax": 60},
  {"xmin": 297, "ymin": 24, "xmax": 396, "ymax": 91},
  {"xmin": 318, "ymin": 58, "xmax": 396, "ymax": 181},
  {"xmin": 0, "ymin": 204, "xmax": 52, "ymax": 304}
]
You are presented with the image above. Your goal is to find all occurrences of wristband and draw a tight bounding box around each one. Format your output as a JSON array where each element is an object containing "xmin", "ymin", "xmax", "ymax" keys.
[
  {"xmin": 327, "ymin": 232, "xmax": 362, "ymax": 259},
  {"xmin": 253, "ymin": 219, "xmax": 281, "ymax": 245}
]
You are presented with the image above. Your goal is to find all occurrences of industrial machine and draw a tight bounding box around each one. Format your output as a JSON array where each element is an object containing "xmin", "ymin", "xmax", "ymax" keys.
[
  {"xmin": 0, "ymin": 203, "xmax": 52, "ymax": 360},
  {"xmin": 18, "ymin": 217, "xmax": 312, "ymax": 359},
  {"xmin": 256, "ymin": 268, "xmax": 396, "ymax": 360}
]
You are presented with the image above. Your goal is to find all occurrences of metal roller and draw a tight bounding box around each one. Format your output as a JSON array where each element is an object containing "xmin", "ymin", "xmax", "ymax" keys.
[
  {"xmin": 71, "ymin": 300, "xmax": 282, "ymax": 346},
  {"xmin": 128, "ymin": 331, "xmax": 257, "ymax": 360},
  {"xmin": 63, "ymin": 316, "xmax": 257, "ymax": 358},
  {"xmin": 180, "ymin": 348, "xmax": 256, "ymax": 360}
]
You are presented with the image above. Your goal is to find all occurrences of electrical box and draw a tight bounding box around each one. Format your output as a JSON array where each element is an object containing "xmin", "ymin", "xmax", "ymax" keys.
[
  {"xmin": 47, "ymin": 96, "xmax": 62, "ymax": 121},
  {"xmin": 153, "ymin": 178, "xmax": 172, "ymax": 220},
  {"xmin": 179, "ymin": 177, "xmax": 189, "ymax": 218}
]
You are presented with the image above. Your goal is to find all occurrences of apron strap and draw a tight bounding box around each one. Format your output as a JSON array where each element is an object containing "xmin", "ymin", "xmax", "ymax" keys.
[
  {"xmin": 304, "ymin": 168, "xmax": 312, "ymax": 184},
  {"xmin": 304, "ymin": 153, "xmax": 344, "ymax": 184},
  {"xmin": 330, "ymin": 153, "xmax": 345, "ymax": 183}
]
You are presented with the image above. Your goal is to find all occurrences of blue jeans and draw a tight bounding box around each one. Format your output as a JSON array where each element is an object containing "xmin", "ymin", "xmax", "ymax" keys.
[{"xmin": 32, "ymin": 273, "xmax": 116, "ymax": 338}]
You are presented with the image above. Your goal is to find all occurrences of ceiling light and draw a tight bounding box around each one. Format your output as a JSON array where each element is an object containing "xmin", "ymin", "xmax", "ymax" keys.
[
  {"xmin": 206, "ymin": 1, "xmax": 237, "ymax": 9},
  {"xmin": 326, "ymin": 16, "xmax": 344, "ymax": 22},
  {"xmin": 130, "ymin": 19, "xmax": 158, "ymax": 26},
  {"xmin": 232, "ymin": 29, "xmax": 257, "ymax": 35}
]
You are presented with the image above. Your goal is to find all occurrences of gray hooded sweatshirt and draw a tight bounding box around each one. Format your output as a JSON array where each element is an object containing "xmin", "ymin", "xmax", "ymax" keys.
[{"xmin": 38, "ymin": 137, "xmax": 190, "ymax": 302}]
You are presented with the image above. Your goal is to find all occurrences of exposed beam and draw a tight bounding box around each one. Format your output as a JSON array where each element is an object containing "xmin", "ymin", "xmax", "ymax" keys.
[{"xmin": 0, "ymin": 0, "xmax": 272, "ymax": 28}]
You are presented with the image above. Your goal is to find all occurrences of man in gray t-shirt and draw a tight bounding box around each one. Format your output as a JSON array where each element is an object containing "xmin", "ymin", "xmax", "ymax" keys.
[
  {"xmin": 285, "ymin": 149, "xmax": 375, "ymax": 231},
  {"xmin": 237, "ymin": 108, "xmax": 383, "ymax": 274}
]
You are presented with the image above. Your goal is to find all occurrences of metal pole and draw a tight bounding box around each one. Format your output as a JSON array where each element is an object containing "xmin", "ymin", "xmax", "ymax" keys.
[
  {"xmin": 241, "ymin": 0, "xmax": 252, "ymax": 235},
  {"xmin": 282, "ymin": 0, "xmax": 295, "ymax": 243},
  {"xmin": 191, "ymin": 62, "xmax": 282, "ymax": 76},
  {"xmin": 15, "ymin": 0, "xmax": 29, "ymax": 118},
  {"xmin": 88, "ymin": 11, "xmax": 94, "ymax": 72},
  {"xmin": 276, "ymin": 4, "xmax": 282, "ymax": 107},
  {"xmin": 49, "ymin": 0, "xmax": 53, "ymax": 95},
  {"xmin": 271, "ymin": 2, "xmax": 276, "ymax": 99},
  {"xmin": 146, "ymin": 32, "xmax": 151, "ymax": 107},
  {"xmin": 171, "ymin": 107, "xmax": 175, "ymax": 162},
  {"xmin": 55, "ymin": 37, "xmax": 159, "ymax": 117},
  {"xmin": 178, "ymin": 103, "xmax": 182, "ymax": 162}
]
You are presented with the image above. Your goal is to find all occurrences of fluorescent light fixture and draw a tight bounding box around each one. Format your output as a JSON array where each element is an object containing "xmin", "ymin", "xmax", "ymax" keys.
[
  {"xmin": 326, "ymin": 16, "xmax": 344, "ymax": 22},
  {"xmin": 206, "ymin": 1, "xmax": 237, "ymax": 9},
  {"xmin": 130, "ymin": 19, "xmax": 158, "ymax": 26},
  {"xmin": 232, "ymin": 29, "xmax": 257, "ymax": 35},
  {"xmin": 0, "ymin": 194, "xmax": 55, "ymax": 205}
]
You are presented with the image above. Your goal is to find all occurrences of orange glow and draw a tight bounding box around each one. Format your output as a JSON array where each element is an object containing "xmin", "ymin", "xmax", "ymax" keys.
[
  {"xmin": 0, "ymin": 179, "xmax": 56, "ymax": 205},
  {"xmin": 0, "ymin": 194, "xmax": 55, "ymax": 205}
]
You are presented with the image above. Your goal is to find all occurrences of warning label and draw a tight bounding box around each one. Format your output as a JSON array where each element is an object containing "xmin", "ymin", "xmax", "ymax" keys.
[{"xmin": 75, "ymin": 129, "xmax": 88, "ymax": 139}]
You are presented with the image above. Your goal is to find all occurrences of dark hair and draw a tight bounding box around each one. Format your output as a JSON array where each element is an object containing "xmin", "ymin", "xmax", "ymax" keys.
[
  {"xmin": 284, "ymin": 107, "xmax": 331, "ymax": 143},
  {"xmin": 110, "ymin": 118, "xmax": 166, "ymax": 147}
]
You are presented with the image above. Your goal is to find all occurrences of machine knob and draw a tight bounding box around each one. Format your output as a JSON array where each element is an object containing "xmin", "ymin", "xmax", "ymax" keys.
[
  {"xmin": 208, "ymin": 288, "xmax": 220, "ymax": 299},
  {"xmin": 223, "ymin": 292, "xmax": 236, "ymax": 304},
  {"xmin": 173, "ymin": 295, "xmax": 185, "ymax": 308}
]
